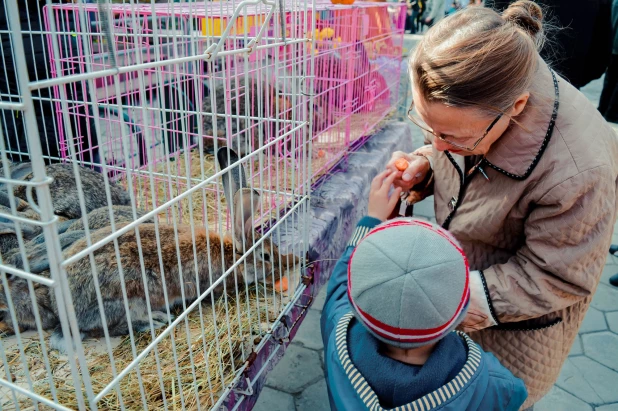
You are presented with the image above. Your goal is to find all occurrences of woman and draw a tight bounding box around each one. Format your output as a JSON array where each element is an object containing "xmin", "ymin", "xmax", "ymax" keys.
[{"xmin": 387, "ymin": 1, "xmax": 618, "ymax": 408}]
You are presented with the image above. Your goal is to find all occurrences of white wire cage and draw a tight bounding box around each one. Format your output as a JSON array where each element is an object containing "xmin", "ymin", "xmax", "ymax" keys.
[{"xmin": 0, "ymin": 0, "xmax": 315, "ymax": 409}]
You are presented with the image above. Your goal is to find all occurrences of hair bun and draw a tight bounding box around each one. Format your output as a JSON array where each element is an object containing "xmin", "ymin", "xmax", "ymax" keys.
[{"xmin": 502, "ymin": 0, "xmax": 543, "ymax": 41}]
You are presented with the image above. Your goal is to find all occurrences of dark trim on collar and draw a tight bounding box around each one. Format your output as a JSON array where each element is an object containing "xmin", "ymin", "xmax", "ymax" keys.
[{"xmin": 484, "ymin": 69, "xmax": 560, "ymax": 181}]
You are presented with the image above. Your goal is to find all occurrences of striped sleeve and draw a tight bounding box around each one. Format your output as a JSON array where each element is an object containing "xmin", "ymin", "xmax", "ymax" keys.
[{"xmin": 347, "ymin": 216, "xmax": 382, "ymax": 248}]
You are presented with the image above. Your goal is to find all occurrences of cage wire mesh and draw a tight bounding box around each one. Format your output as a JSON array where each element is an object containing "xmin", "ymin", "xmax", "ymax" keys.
[{"xmin": 0, "ymin": 0, "xmax": 405, "ymax": 409}]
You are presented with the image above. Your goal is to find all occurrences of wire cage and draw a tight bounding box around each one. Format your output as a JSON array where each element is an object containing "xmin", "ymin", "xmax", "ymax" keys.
[{"xmin": 0, "ymin": 0, "xmax": 404, "ymax": 410}]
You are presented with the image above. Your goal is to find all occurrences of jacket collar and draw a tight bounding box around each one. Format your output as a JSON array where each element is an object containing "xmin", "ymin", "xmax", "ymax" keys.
[
  {"xmin": 335, "ymin": 312, "xmax": 483, "ymax": 411},
  {"xmin": 483, "ymin": 60, "xmax": 559, "ymax": 180}
]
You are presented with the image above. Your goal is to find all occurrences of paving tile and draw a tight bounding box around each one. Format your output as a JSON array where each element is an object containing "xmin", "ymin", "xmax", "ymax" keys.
[
  {"xmin": 582, "ymin": 332, "xmax": 618, "ymax": 372},
  {"xmin": 569, "ymin": 335, "xmax": 583, "ymax": 356},
  {"xmin": 591, "ymin": 284, "xmax": 618, "ymax": 312},
  {"xmin": 596, "ymin": 404, "xmax": 618, "ymax": 411},
  {"xmin": 580, "ymin": 307, "xmax": 608, "ymax": 333},
  {"xmin": 293, "ymin": 309, "xmax": 324, "ymax": 351},
  {"xmin": 311, "ymin": 286, "xmax": 327, "ymax": 312},
  {"xmin": 295, "ymin": 378, "xmax": 330, "ymax": 411},
  {"xmin": 606, "ymin": 311, "xmax": 618, "ymax": 334},
  {"xmin": 556, "ymin": 357, "xmax": 618, "ymax": 404},
  {"xmin": 601, "ymin": 263, "xmax": 618, "ymax": 285},
  {"xmin": 266, "ymin": 345, "xmax": 324, "ymax": 394},
  {"xmin": 252, "ymin": 387, "xmax": 296, "ymax": 411},
  {"xmin": 534, "ymin": 386, "xmax": 593, "ymax": 411}
]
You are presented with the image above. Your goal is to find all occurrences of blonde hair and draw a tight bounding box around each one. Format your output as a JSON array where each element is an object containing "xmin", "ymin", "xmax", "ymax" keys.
[{"xmin": 410, "ymin": 1, "xmax": 545, "ymax": 115}]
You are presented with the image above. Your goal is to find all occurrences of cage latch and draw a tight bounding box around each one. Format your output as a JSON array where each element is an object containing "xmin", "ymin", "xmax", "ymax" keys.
[{"xmin": 276, "ymin": 316, "xmax": 291, "ymax": 344}]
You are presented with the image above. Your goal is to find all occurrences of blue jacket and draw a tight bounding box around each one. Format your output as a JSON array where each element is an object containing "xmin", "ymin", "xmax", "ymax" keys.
[{"xmin": 320, "ymin": 216, "xmax": 528, "ymax": 411}]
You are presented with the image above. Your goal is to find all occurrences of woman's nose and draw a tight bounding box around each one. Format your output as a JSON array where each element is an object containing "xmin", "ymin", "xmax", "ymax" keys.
[{"xmin": 432, "ymin": 138, "xmax": 450, "ymax": 152}]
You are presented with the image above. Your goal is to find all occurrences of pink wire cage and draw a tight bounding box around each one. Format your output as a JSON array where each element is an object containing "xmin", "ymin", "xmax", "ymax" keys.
[{"xmin": 43, "ymin": 1, "xmax": 405, "ymax": 230}]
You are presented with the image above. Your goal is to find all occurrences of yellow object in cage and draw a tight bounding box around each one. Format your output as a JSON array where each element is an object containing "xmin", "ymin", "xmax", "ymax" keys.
[{"xmin": 201, "ymin": 15, "xmax": 267, "ymax": 37}]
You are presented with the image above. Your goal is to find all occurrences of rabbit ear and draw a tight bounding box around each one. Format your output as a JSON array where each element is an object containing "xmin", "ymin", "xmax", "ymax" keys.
[
  {"xmin": 217, "ymin": 147, "xmax": 248, "ymax": 214},
  {"xmin": 232, "ymin": 188, "xmax": 260, "ymax": 249}
]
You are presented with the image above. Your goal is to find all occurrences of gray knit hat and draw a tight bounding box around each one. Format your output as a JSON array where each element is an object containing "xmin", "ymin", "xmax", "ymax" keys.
[{"xmin": 348, "ymin": 218, "xmax": 470, "ymax": 348}]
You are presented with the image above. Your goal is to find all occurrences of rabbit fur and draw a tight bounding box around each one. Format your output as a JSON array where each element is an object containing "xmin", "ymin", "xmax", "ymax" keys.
[
  {"xmin": 9, "ymin": 163, "xmax": 131, "ymax": 219},
  {"xmin": 48, "ymin": 148, "xmax": 300, "ymax": 353},
  {"xmin": 0, "ymin": 275, "xmax": 58, "ymax": 335},
  {"xmin": 202, "ymin": 76, "xmax": 293, "ymax": 156},
  {"xmin": 0, "ymin": 205, "xmax": 151, "ymax": 333},
  {"xmin": 0, "ymin": 230, "xmax": 85, "ymax": 334},
  {"xmin": 65, "ymin": 205, "xmax": 151, "ymax": 233},
  {"xmin": 0, "ymin": 207, "xmax": 42, "ymax": 256}
]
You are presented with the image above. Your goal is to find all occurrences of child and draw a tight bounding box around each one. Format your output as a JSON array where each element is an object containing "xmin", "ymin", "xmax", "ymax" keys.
[{"xmin": 320, "ymin": 170, "xmax": 527, "ymax": 411}]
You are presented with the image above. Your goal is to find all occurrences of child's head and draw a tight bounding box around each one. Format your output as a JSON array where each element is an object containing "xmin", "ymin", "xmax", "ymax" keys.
[{"xmin": 348, "ymin": 218, "xmax": 469, "ymax": 349}]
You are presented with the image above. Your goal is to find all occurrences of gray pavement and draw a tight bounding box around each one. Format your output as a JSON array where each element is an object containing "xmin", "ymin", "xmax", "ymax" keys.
[{"xmin": 253, "ymin": 35, "xmax": 618, "ymax": 411}]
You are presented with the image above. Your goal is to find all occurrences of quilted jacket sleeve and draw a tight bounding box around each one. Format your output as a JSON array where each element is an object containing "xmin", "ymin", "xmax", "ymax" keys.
[{"xmin": 482, "ymin": 165, "xmax": 616, "ymax": 323}]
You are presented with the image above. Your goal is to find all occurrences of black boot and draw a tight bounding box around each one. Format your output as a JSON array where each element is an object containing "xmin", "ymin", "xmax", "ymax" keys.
[{"xmin": 610, "ymin": 273, "xmax": 618, "ymax": 287}]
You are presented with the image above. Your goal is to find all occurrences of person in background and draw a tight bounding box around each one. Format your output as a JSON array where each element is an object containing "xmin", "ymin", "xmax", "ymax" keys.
[
  {"xmin": 488, "ymin": 0, "xmax": 612, "ymax": 90},
  {"xmin": 0, "ymin": 0, "xmax": 100, "ymax": 165},
  {"xmin": 599, "ymin": 0, "xmax": 618, "ymax": 122},
  {"xmin": 321, "ymin": 169, "xmax": 528, "ymax": 411},
  {"xmin": 406, "ymin": 0, "xmax": 421, "ymax": 33},
  {"xmin": 423, "ymin": 0, "xmax": 448, "ymax": 26},
  {"xmin": 598, "ymin": 0, "xmax": 618, "ymax": 289},
  {"xmin": 447, "ymin": 1, "xmax": 461, "ymax": 15}
]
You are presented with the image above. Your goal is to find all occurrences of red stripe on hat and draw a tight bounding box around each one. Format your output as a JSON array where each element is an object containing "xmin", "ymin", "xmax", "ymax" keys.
[{"xmin": 347, "ymin": 218, "xmax": 470, "ymax": 342}]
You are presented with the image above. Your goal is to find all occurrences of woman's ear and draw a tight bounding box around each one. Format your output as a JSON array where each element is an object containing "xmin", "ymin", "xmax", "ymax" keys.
[{"xmin": 510, "ymin": 92, "xmax": 530, "ymax": 117}]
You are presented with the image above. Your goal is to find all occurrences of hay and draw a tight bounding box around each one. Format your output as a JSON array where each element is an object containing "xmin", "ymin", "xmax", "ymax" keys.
[
  {"xmin": 0, "ymin": 105, "xmax": 395, "ymax": 410},
  {"xmin": 1, "ymin": 285, "xmax": 296, "ymax": 411}
]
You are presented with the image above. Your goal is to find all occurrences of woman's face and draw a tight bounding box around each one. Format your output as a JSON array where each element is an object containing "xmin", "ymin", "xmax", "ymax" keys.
[{"xmin": 411, "ymin": 85, "xmax": 529, "ymax": 156}]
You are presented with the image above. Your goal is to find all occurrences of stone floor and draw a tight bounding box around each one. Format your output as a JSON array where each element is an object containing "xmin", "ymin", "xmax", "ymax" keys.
[{"xmin": 253, "ymin": 36, "xmax": 618, "ymax": 411}]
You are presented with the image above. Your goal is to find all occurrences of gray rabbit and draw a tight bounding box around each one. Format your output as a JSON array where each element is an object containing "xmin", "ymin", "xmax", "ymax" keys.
[
  {"xmin": 49, "ymin": 147, "xmax": 301, "ymax": 353},
  {"xmin": 7, "ymin": 163, "xmax": 131, "ymax": 220},
  {"xmin": 202, "ymin": 77, "xmax": 292, "ymax": 156},
  {"xmin": 65, "ymin": 205, "xmax": 152, "ymax": 233},
  {"xmin": 0, "ymin": 209, "xmax": 42, "ymax": 257}
]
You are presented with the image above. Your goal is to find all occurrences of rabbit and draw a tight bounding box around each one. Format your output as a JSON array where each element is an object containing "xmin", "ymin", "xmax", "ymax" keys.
[
  {"xmin": 0, "ymin": 219, "xmax": 42, "ymax": 257},
  {"xmin": 0, "ymin": 190, "xmax": 39, "ymax": 218},
  {"xmin": 0, "ymin": 161, "xmax": 34, "ymax": 193},
  {"xmin": 202, "ymin": 77, "xmax": 292, "ymax": 157},
  {"xmin": 4, "ymin": 230, "xmax": 86, "ymax": 274},
  {"xmin": 0, "ymin": 230, "xmax": 85, "ymax": 334},
  {"xmin": 10, "ymin": 163, "xmax": 131, "ymax": 220},
  {"xmin": 48, "ymin": 147, "xmax": 302, "ymax": 353},
  {"xmin": 65, "ymin": 205, "xmax": 152, "ymax": 233},
  {"xmin": 23, "ymin": 205, "xmax": 150, "ymax": 247},
  {"xmin": 0, "ymin": 275, "xmax": 58, "ymax": 335}
]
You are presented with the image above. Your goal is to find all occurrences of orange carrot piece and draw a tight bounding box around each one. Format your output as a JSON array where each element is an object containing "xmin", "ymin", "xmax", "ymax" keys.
[
  {"xmin": 395, "ymin": 158, "xmax": 409, "ymax": 171},
  {"xmin": 275, "ymin": 277, "xmax": 289, "ymax": 292}
]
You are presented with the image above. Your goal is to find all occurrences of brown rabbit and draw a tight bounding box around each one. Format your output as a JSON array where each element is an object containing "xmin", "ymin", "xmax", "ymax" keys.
[
  {"xmin": 49, "ymin": 148, "xmax": 301, "ymax": 353},
  {"xmin": 0, "ymin": 275, "xmax": 58, "ymax": 335}
]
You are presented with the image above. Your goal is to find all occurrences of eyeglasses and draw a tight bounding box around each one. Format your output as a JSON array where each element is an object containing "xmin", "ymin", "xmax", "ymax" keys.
[{"xmin": 407, "ymin": 100, "xmax": 503, "ymax": 151}]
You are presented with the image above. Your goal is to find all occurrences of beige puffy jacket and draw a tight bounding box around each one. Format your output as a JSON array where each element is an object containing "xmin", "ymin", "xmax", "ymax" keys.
[{"xmin": 413, "ymin": 60, "xmax": 618, "ymax": 408}]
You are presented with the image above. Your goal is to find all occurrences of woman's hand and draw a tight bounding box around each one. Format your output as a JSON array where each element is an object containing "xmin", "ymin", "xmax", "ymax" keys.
[
  {"xmin": 385, "ymin": 151, "xmax": 431, "ymax": 192},
  {"xmin": 368, "ymin": 170, "xmax": 403, "ymax": 222}
]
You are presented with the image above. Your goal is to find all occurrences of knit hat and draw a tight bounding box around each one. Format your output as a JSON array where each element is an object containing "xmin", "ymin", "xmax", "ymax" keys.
[{"xmin": 348, "ymin": 218, "xmax": 470, "ymax": 348}]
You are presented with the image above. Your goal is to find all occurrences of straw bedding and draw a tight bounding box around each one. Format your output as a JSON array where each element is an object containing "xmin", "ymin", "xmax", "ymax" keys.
[
  {"xmin": 1, "ymin": 285, "xmax": 297, "ymax": 410},
  {"xmin": 0, "ymin": 108, "xmax": 394, "ymax": 410}
]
